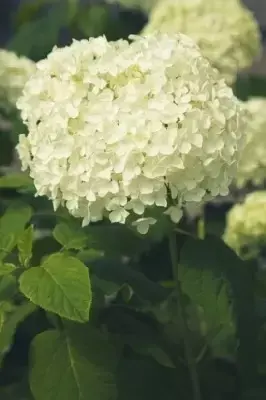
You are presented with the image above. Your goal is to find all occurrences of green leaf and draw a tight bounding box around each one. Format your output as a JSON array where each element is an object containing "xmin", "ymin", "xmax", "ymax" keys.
[
  {"xmin": 180, "ymin": 235, "xmax": 258, "ymax": 388},
  {"xmin": 112, "ymin": 309, "xmax": 175, "ymax": 369},
  {"xmin": 92, "ymin": 276, "xmax": 120, "ymax": 295},
  {"xmin": 143, "ymin": 207, "xmax": 172, "ymax": 242},
  {"xmin": 19, "ymin": 253, "xmax": 92, "ymax": 322},
  {"xmin": 0, "ymin": 301, "xmax": 36, "ymax": 359},
  {"xmin": 0, "ymin": 275, "xmax": 17, "ymax": 302},
  {"xmin": 84, "ymin": 223, "xmax": 151, "ymax": 257},
  {"xmin": 0, "ymin": 301, "xmax": 14, "ymax": 334},
  {"xmin": 0, "ymin": 234, "xmax": 15, "ymax": 260},
  {"xmin": 76, "ymin": 5, "xmax": 110, "ymax": 37},
  {"xmin": 0, "ymin": 203, "xmax": 32, "ymax": 260},
  {"xmin": 30, "ymin": 324, "xmax": 118, "ymax": 400},
  {"xmin": 14, "ymin": 0, "xmax": 54, "ymax": 26},
  {"xmin": 8, "ymin": 2, "xmax": 71, "ymax": 59},
  {"xmin": 0, "ymin": 173, "xmax": 33, "ymax": 189},
  {"xmin": 0, "ymin": 306, "xmax": 5, "ymax": 333},
  {"xmin": 67, "ymin": 0, "xmax": 79, "ymax": 20},
  {"xmin": 18, "ymin": 225, "xmax": 34, "ymax": 267},
  {"xmin": 53, "ymin": 222, "xmax": 87, "ymax": 250},
  {"xmin": 0, "ymin": 263, "xmax": 17, "ymax": 276},
  {"xmin": 90, "ymin": 258, "xmax": 168, "ymax": 304},
  {"xmin": 179, "ymin": 265, "xmax": 235, "ymax": 355},
  {"xmin": 77, "ymin": 248, "xmax": 103, "ymax": 263}
]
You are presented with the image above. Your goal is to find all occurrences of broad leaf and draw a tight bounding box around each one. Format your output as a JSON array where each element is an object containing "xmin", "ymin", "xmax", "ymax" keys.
[
  {"xmin": 90, "ymin": 258, "xmax": 168, "ymax": 304},
  {"xmin": 180, "ymin": 235, "xmax": 258, "ymax": 386},
  {"xmin": 0, "ymin": 235, "xmax": 15, "ymax": 261},
  {"xmin": 0, "ymin": 203, "xmax": 32, "ymax": 261},
  {"xmin": 19, "ymin": 253, "xmax": 92, "ymax": 322},
  {"xmin": 53, "ymin": 222, "xmax": 87, "ymax": 250},
  {"xmin": 0, "ymin": 275, "xmax": 17, "ymax": 302},
  {"xmin": 84, "ymin": 223, "xmax": 151, "ymax": 257},
  {"xmin": 77, "ymin": 248, "xmax": 103, "ymax": 263},
  {"xmin": 14, "ymin": 0, "xmax": 54, "ymax": 26},
  {"xmin": 18, "ymin": 225, "xmax": 34, "ymax": 267},
  {"xmin": 8, "ymin": 2, "xmax": 72, "ymax": 59},
  {"xmin": 0, "ymin": 301, "xmax": 14, "ymax": 334},
  {"xmin": 30, "ymin": 324, "xmax": 118, "ymax": 400},
  {"xmin": 76, "ymin": 5, "xmax": 110, "ymax": 37},
  {"xmin": 179, "ymin": 265, "xmax": 235, "ymax": 355},
  {"xmin": 0, "ymin": 301, "xmax": 36, "ymax": 359},
  {"xmin": 108, "ymin": 308, "xmax": 175, "ymax": 369},
  {"xmin": 0, "ymin": 173, "xmax": 33, "ymax": 189},
  {"xmin": 92, "ymin": 276, "xmax": 120, "ymax": 295},
  {"xmin": 0, "ymin": 263, "xmax": 17, "ymax": 276}
]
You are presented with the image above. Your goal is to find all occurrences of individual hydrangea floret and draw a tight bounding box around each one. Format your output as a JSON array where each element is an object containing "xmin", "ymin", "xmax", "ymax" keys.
[
  {"xmin": 143, "ymin": 0, "xmax": 261, "ymax": 84},
  {"xmin": 224, "ymin": 191, "xmax": 266, "ymax": 259},
  {"xmin": 17, "ymin": 34, "xmax": 246, "ymax": 234},
  {"xmin": 0, "ymin": 49, "xmax": 35, "ymax": 109},
  {"xmin": 235, "ymin": 98, "xmax": 266, "ymax": 188}
]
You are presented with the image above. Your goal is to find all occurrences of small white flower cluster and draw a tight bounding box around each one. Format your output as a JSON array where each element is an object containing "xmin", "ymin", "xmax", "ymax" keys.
[
  {"xmin": 236, "ymin": 98, "xmax": 266, "ymax": 188},
  {"xmin": 224, "ymin": 191, "xmax": 266, "ymax": 259},
  {"xmin": 143, "ymin": 0, "xmax": 261, "ymax": 84},
  {"xmin": 0, "ymin": 49, "xmax": 35, "ymax": 109},
  {"xmin": 17, "ymin": 34, "xmax": 246, "ymax": 234}
]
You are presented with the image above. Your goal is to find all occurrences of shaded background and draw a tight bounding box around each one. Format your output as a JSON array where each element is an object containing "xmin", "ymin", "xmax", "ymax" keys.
[{"xmin": 0, "ymin": 0, "xmax": 266, "ymax": 75}]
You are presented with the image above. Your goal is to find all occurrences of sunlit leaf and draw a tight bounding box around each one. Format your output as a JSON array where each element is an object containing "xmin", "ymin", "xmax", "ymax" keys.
[
  {"xmin": 19, "ymin": 253, "xmax": 92, "ymax": 322},
  {"xmin": 18, "ymin": 225, "xmax": 34, "ymax": 267}
]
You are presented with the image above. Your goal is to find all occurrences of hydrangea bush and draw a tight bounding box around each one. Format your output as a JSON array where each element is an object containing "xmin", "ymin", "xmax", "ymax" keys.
[
  {"xmin": 0, "ymin": 2, "xmax": 265, "ymax": 400},
  {"xmin": 17, "ymin": 34, "xmax": 246, "ymax": 233},
  {"xmin": 143, "ymin": 0, "xmax": 261, "ymax": 84}
]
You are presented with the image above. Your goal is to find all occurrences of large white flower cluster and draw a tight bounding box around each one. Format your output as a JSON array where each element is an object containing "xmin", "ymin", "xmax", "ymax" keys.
[
  {"xmin": 224, "ymin": 191, "xmax": 266, "ymax": 259},
  {"xmin": 17, "ymin": 34, "xmax": 246, "ymax": 234},
  {"xmin": 143, "ymin": 0, "xmax": 261, "ymax": 84},
  {"xmin": 0, "ymin": 49, "xmax": 35, "ymax": 109},
  {"xmin": 236, "ymin": 98, "xmax": 266, "ymax": 188}
]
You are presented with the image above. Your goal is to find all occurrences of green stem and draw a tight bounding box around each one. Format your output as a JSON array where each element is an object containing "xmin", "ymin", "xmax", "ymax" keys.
[
  {"xmin": 168, "ymin": 232, "xmax": 201, "ymax": 400},
  {"xmin": 197, "ymin": 208, "xmax": 205, "ymax": 240}
]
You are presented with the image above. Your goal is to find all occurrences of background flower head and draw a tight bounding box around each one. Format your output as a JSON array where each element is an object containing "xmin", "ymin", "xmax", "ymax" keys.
[
  {"xmin": 235, "ymin": 97, "xmax": 266, "ymax": 188},
  {"xmin": 0, "ymin": 49, "xmax": 35, "ymax": 110},
  {"xmin": 143, "ymin": 0, "xmax": 261, "ymax": 84},
  {"xmin": 224, "ymin": 191, "xmax": 266, "ymax": 259}
]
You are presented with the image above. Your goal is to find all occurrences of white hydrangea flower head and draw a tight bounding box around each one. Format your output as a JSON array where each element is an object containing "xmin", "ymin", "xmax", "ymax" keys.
[
  {"xmin": 224, "ymin": 191, "xmax": 266, "ymax": 259},
  {"xmin": 0, "ymin": 49, "xmax": 35, "ymax": 109},
  {"xmin": 143, "ymin": 0, "xmax": 261, "ymax": 84},
  {"xmin": 106, "ymin": 0, "xmax": 158, "ymax": 13},
  {"xmin": 236, "ymin": 98, "xmax": 266, "ymax": 188},
  {"xmin": 17, "ymin": 34, "xmax": 246, "ymax": 234}
]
